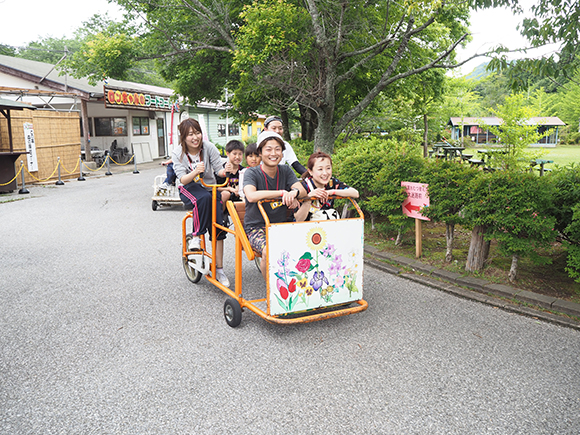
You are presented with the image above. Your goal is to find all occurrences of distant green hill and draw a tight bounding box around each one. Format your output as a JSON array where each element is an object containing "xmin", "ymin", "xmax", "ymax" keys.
[{"xmin": 465, "ymin": 62, "xmax": 491, "ymax": 81}]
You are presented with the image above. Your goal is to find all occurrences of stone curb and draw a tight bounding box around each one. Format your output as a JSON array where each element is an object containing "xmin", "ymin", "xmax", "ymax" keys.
[{"xmin": 364, "ymin": 246, "xmax": 580, "ymax": 330}]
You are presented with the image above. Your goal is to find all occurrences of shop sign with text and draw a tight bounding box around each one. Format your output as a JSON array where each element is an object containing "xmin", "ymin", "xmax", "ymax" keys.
[{"xmin": 103, "ymin": 86, "xmax": 171, "ymax": 111}]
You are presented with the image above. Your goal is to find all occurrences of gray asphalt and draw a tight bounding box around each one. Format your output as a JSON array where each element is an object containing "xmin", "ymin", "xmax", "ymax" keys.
[{"xmin": 1, "ymin": 168, "xmax": 579, "ymax": 434}]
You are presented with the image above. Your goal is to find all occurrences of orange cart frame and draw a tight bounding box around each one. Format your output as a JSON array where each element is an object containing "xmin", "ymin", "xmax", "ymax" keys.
[{"xmin": 181, "ymin": 180, "xmax": 368, "ymax": 327}]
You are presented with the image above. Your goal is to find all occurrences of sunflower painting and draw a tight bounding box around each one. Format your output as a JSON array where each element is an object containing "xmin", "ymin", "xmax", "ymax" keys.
[{"xmin": 267, "ymin": 219, "xmax": 364, "ymax": 316}]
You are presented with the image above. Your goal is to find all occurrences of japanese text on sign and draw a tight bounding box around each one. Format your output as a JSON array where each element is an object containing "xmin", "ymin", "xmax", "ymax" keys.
[
  {"xmin": 23, "ymin": 122, "xmax": 38, "ymax": 172},
  {"xmin": 103, "ymin": 86, "xmax": 172, "ymax": 111},
  {"xmin": 401, "ymin": 181, "xmax": 429, "ymax": 221}
]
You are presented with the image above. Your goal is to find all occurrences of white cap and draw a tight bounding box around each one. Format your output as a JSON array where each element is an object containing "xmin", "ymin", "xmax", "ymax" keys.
[{"xmin": 257, "ymin": 130, "xmax": 285, "ymax": 150}]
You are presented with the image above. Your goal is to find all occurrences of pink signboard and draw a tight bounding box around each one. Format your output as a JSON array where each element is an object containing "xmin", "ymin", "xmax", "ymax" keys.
[{"xmin": 401, "ymin": 182, "xmax": 430, "ymax": 221}]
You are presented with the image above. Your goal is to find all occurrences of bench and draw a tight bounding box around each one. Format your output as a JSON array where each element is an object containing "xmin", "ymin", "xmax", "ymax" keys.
[{"xmin": 468, "ymin": 158, "xmax": 485, "ymax": 166}]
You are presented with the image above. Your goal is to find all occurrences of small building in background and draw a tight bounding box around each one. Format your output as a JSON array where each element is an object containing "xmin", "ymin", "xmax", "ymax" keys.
[
  {"xmin": 0, "ymin": 54, "xmax": 254, "ymax": 186},
  {"xmin": 448, "ymin": 116, "xmax": 566, "ymax": 147}
]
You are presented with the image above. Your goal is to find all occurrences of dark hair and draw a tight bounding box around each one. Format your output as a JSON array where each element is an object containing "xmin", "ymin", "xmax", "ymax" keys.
[
  {"xmin": 264, "ymin": 115, "xmax": 283, "ymax": 128},
  {"xmin": 258, "ymin": 135, "xmax": 285, "ymax": 154},
  {"xmin": 178, "ymin": 118, "xmax": 202, "ymax": 151},
  {"xmin": 225, "ymin": 139, "xmax": 245, "ymax": 153},
  {"xmin": 245, "ymin": 142, "xmax": 258, "ymax": 157},
  {"xmin": 302, "ymin": 151, "xmax": 332, "ymax": 180}
]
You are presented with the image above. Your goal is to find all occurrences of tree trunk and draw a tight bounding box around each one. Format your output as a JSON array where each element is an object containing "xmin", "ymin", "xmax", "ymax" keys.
[
  {"xmin": 465, "ymin": 225, "xmax": 487, "ymax": 272},
  {"xmin": 313, "ymin": 107, "xmax": 335, "ymax": 154},
  {"xmin": 508, "ymin": 254, "xmax": 518, "ymax": 283},
  {"xmin": 298, "ymin": 104, "xmax": 317, "ymax": 142},
  {"xmin": 445, "ymin": 223, "xmax": 455, "ymax": 262},
  {"xmin": 483, "ymin": 239, "xmax": 491, "ymax": 264},
  {"xmin": 395, "ymin": 226, "xmax": 403, "ymax": 246},
  {"xmin": 423, "ymin": 113, "xmax": 429, "ymax": 158},
  {"xmin": 370, "ymin": 212, "xmax": 375, "ymax": 231},
  {"xmin": 280, "ymin": 107, "xmax": 291, "ymax": 142}
]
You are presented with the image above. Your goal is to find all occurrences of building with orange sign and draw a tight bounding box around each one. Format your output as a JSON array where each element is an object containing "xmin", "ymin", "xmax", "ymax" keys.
[{"xmin": 0, "ymin": 55, "xmax": 247, "ymax": 174}]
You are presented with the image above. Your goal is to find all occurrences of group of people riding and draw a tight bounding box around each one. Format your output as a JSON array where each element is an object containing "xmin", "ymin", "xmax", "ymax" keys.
[{"xmin": 170, "ymin": 115, "xmax": 359, "ymax": 287}]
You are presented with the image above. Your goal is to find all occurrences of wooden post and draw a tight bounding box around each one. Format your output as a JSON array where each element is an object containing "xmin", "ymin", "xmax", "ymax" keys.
[
  {"xmin": 415, "ymin": 218, "xmax": 422, "ymax": 258},
  {"xmin": 80, "ymin": 98, "xmax": 92, "ymax": 162}
]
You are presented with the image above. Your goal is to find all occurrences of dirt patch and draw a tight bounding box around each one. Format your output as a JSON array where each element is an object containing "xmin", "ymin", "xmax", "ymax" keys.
[{"xmin": 366, "ymin": 220, "xmax": 580, "ymax": 304}]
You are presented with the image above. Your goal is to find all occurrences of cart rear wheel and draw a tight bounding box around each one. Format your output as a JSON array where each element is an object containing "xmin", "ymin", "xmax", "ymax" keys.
[
  {"xmin": 224, "ymin": 298, "xmax": 242, "ymax": 327},
  {"xmin": 183, "ymin": 235, "xmax": 202, "ymax": 283},
  {"xmin": 152, "ymin": 200, "xmax": 158, "ymax": 211}
]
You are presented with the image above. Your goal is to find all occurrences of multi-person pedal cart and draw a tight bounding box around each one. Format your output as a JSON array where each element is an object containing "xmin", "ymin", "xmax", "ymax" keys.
[
  {"xmin": 181, "ymin": 179, "xmax": 368, "ymax": 327},
  {"xmin": 151, "ymin": 175, "xmax": 183, "ymax": 211}
]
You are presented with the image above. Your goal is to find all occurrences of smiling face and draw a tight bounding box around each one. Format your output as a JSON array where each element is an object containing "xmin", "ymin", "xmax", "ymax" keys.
[
  {"xmin": 228, "ymin": 149, "xmax": 244, "ymax": 166},
  {"xmin": 259, "ymin": 139, "xmax": 284, "ymax": 169},
  {"xmin": 184, "ymin": 127, "xmax": 202, "ymax": 153},
  {"xmin": 265, "ymin": 120, "xmax": 284, "ymax": 136},
  {"xmin": 309, "ymin": 157, "xmax": 333, "ymax": 188},
  {"xmin": 246, "ymin": 153, "xmax": 261, "ymax": 167}
]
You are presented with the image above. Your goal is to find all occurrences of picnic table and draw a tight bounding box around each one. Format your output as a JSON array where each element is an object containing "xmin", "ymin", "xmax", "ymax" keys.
[
  {"xmin": 530, "ymin": 158, "xmax": 553, "ymax": 176},
  {"xmin": 430, "ymin": 143, "xmax": 465, "ymax": 160}
]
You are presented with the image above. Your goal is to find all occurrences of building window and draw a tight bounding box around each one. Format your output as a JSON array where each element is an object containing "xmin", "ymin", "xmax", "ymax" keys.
[
  {"xmin": 217, "ymin": 124, "xmax": 226, "ymax": 137},
  {"xmin": 229, "ymin": 124, "xmax": 240, "ymax": 136},
  {"xmin": 132, "ymin": 117, "xmax": 150, "ymax": 135},
  {"xmin": 94, "ymin": 117, "xmax": 127, "ymax": 136}
]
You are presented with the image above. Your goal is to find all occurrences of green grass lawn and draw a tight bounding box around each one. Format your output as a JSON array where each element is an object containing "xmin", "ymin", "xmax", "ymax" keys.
[
  {"xmin": 462, "ymin": 145, "xmax": 580, "ymax": 168},
  {"xmin": 543, "ymin": 145, "xmax": 580, "ymax": 167}
]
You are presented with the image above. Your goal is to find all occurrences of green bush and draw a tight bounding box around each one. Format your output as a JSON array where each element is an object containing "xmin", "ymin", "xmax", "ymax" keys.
[
  {"xmin": 462, "ymin": 170, "xmax": 556, "ymax": 264},
  {"xmin": 288, "ymin": 138, "xmax": 314, "ymax": 168},
  {"xmin": 332, "ymin": 136, "xmax": 394, "ymax": 216},
  {"xmin": 549, "ymin": 164, "xmax": 580, "ymax": 281}
]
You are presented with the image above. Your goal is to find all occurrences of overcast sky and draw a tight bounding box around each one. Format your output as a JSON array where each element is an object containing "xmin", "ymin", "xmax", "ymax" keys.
[{"xmin": 0, "ymin": 0, "xmax": 548, "ymax": 77}]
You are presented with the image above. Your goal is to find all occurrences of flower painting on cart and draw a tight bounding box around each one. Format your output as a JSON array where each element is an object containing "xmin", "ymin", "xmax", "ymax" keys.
[{"xmin": 268, "ymin": 219, "xmax": 364, "ymax": 316}]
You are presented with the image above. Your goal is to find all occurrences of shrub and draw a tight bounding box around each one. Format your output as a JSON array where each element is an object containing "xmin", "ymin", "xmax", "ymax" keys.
[{"xmin": 462, "ymin": 170, "xmax": 556, "ymax": 280}]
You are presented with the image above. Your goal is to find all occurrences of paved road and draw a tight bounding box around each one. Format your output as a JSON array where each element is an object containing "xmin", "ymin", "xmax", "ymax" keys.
[{"xmin": 1, "ymin": 168, "xmax": 579, "ymax": 434}]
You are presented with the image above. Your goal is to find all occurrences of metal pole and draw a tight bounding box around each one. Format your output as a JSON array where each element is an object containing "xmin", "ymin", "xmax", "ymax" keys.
[
  {"xmin": 56, "ymin": 157, "xmax": 65, "ymax": 185},
  {"xmin": 105, "ymin": 154, "xmax": 112, "ymax": 176},
  {"xmin": 77, "ymin": 155, "xmax": 86, "ymax": 181},
  {"xmin": 18, "ymin": 160, "xmax": 29, "ymax": 194},
  {"xmin": 133, "ymin": 154, "xmax": 139, "ymax": 174}
]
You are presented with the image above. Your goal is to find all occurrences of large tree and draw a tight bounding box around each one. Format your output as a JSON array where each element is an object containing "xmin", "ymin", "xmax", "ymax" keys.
[
  {"xmin": 232, "ymin": 0, "xmax": 474, "ymax": 153},
  {"xmin": 65, "ymin": 0, "xmax": 510, "ymax": 152}
]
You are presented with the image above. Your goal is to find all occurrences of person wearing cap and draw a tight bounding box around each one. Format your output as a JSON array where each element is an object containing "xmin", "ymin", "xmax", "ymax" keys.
[
  {"xmin": 263, "ymin": 115, "xmax": 307, "ymax": 175},
  {"xmin": 243, "ymin": 130, "xmax": 305, "ymax": 281}
]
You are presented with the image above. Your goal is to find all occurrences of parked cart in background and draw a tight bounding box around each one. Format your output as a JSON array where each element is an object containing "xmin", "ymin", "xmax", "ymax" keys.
[{"xmin": 151, "ymin": 174, "xmax": 183, "ymax": 210}]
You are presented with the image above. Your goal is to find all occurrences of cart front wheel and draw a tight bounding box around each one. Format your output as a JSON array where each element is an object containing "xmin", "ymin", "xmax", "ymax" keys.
[
  {"xmin": 182, "ymin": 255, "xmax": 202, "ymax": 283},
  {"xmin": 152, "ymin": 200, "xmax": 158, "ymax": 211},
  {"xmin": 183, "ymin": 235, "xmax": 202, "ymax": 283},
  {"xmin": 224, "ymin": 298, "xmax": 242, "ymax": 327}
]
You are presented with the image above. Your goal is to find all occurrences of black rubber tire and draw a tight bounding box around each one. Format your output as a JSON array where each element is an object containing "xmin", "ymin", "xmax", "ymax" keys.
[
  {"xmin": 183, "ymin": 235, "xmax": 202, "ymax": 283},
  {"xmin": 152, "ymin": 200, "xmax": 158, "ymax": 211},
  {"xmin": 224, "ymin": 298, "xmax": 242, "ymax": 327},
  {"xmin": 254, "ymin": 257, "xmax": 261, "ymax": 274}
]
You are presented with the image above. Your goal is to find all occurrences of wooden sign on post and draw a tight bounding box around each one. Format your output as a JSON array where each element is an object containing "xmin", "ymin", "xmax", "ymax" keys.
[{"xmin": 401, "ymin": 182, "xmax": 430, "ymax": 258}]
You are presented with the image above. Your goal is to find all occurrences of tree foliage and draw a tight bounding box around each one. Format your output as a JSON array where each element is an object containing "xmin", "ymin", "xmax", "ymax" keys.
[
  {"xmin": 69, "ymin": 0, "xmax": 486, "ymax": 152},
  {"xmin": 421, "ymin": 159, "xmax": 480, "ymax": 261},
  {"xmin": 480, "ymin": 93, "xmax": 547, "ymax": 170},
  {"xmin": 488, "ymin": 0, "xmax": 580, "ymax": 88},
  {"xmin": 462, "ymin": 170, "xmax": 556, "ymax": 280}
]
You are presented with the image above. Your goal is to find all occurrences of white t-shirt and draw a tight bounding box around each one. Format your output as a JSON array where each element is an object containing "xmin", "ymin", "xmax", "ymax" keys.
[{"xmin": 281, "ymin": 140, "xmax": 298, "ymax": 166}]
